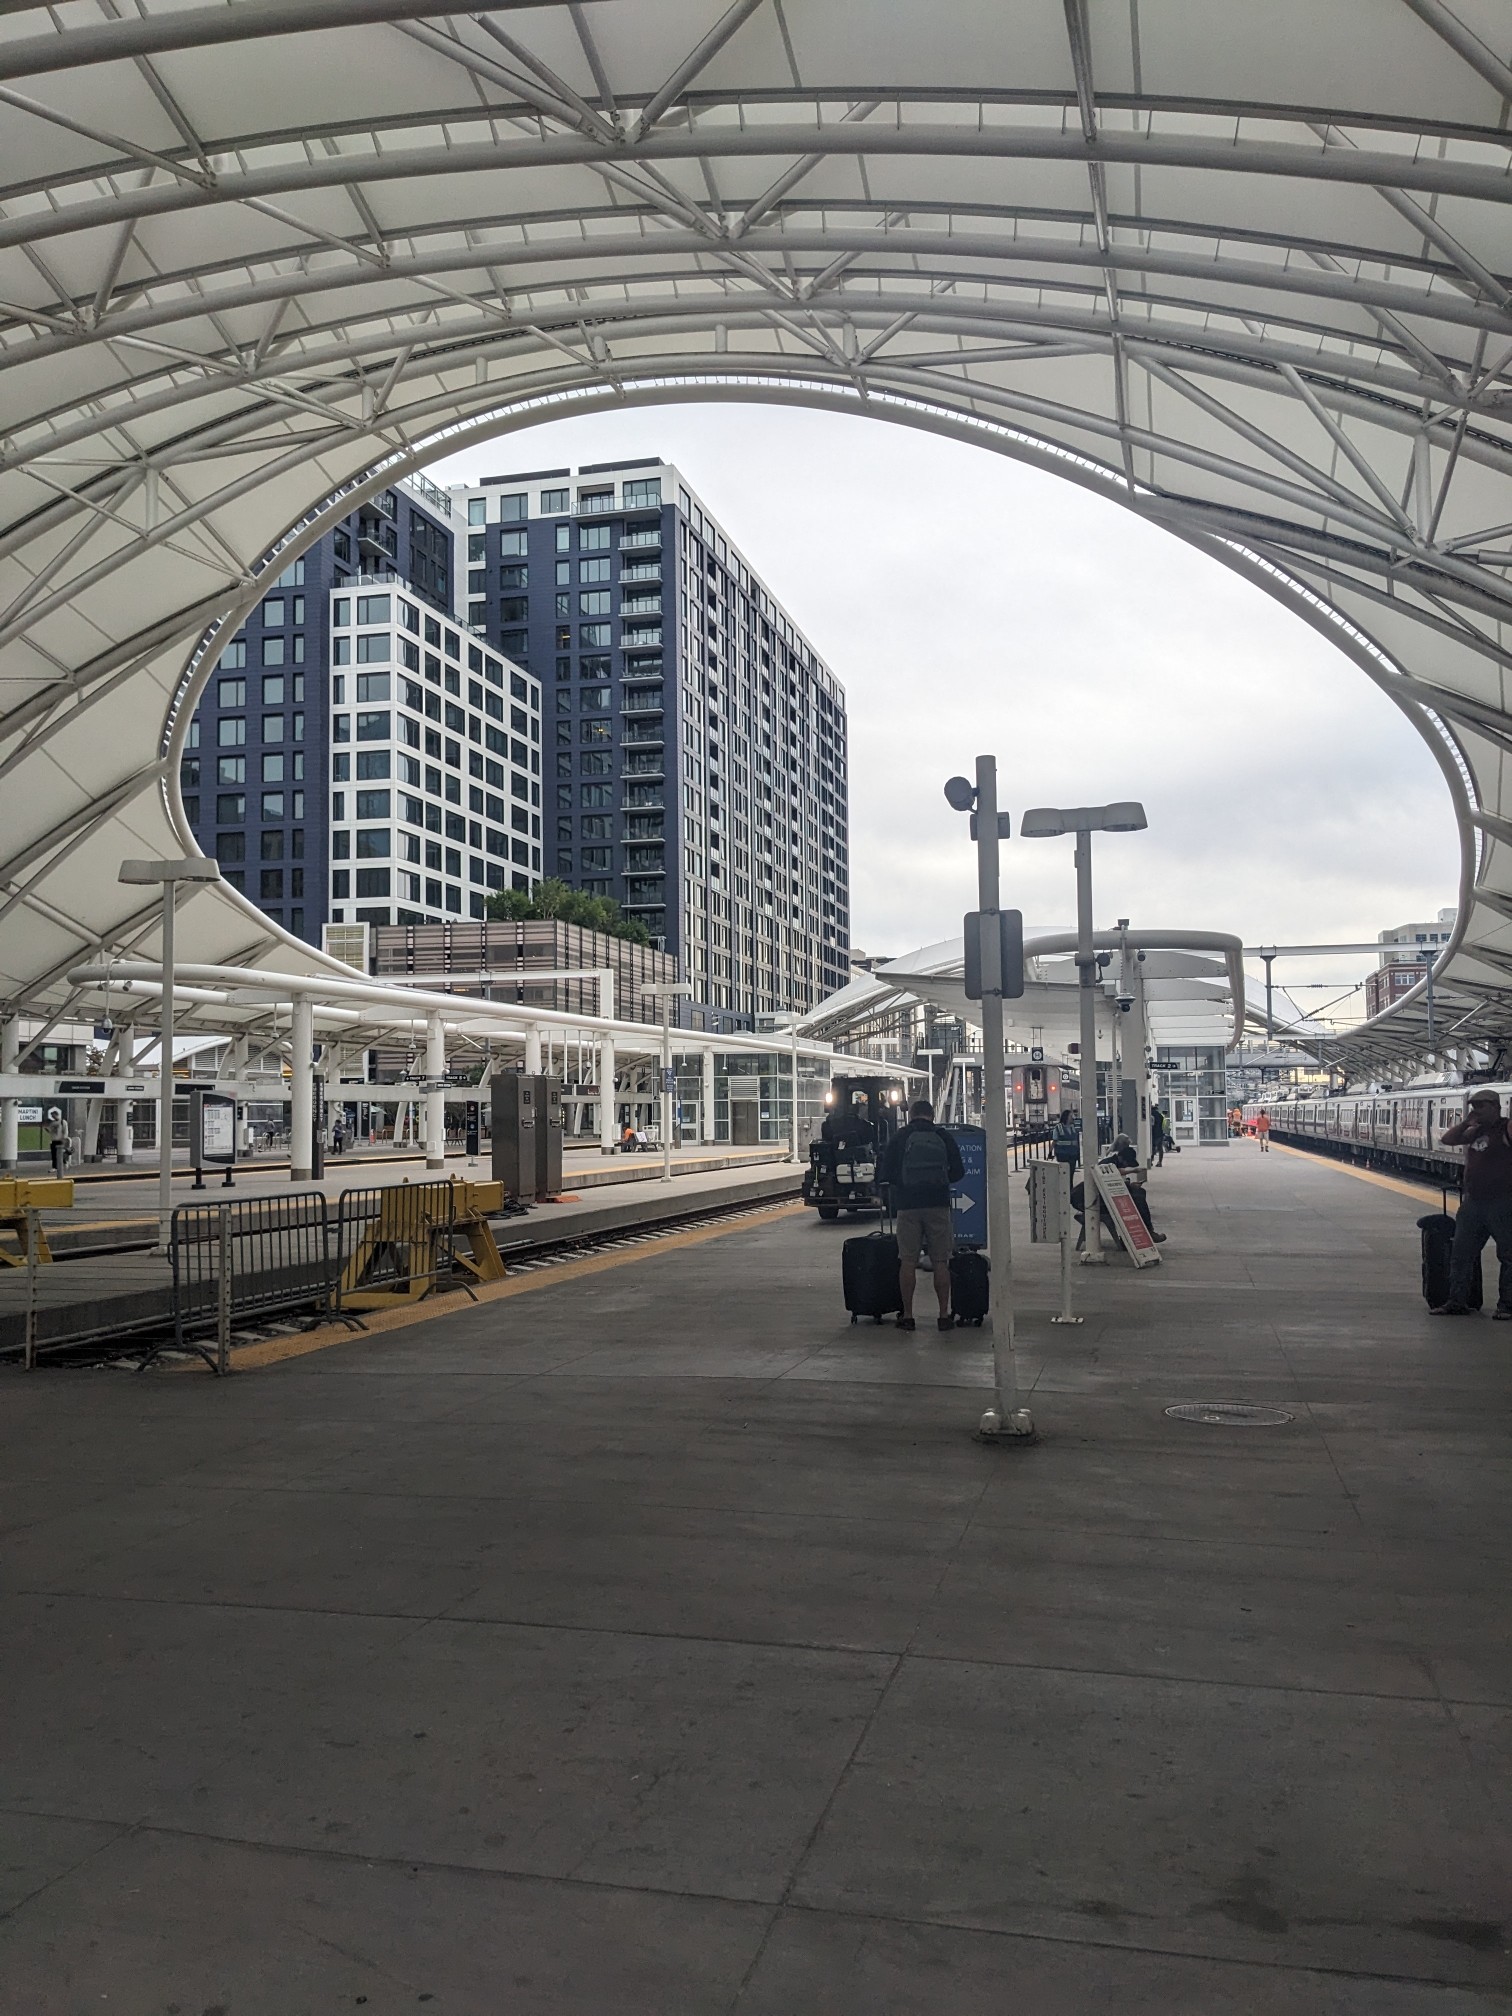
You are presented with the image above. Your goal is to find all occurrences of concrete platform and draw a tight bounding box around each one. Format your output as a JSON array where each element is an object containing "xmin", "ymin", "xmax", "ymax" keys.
[{"xmin": 0, "ymin": 1145, "xmax": 1509, "ymax": 2011}]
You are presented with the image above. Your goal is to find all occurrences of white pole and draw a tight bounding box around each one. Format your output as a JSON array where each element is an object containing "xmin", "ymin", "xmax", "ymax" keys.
[
  {"xmin": 1122, "ymin": 932, "xmax": 1151, "ymax": 1161},
  {"xmin": 789, "ymin": 1020, "xmax": 800, "ymax": 1162},
  {"xmin": 0, "ymin": 1015, "xmax": 18, "ymax": 1170},
  {"xmin": 599, "ymin": 1034, "xmax": 616, "ymax": 1153},
  {"xmin": 425, "ymin": 1010, "xmax": 445, "ymax": 1172},
  {"xmin": 157, "ymin": 883, "xmax": 176, "ymax": 1249},
  {"xmin": 660, "ymin": 996, "xmax": 673, "ymax": 1183},
  {"xmin": 525, "ymin": 1024, "xmax": 543, "ymax": 1074},
  {"xmin": 1075, "ymin": 830, "xmax": 1104, "ymax": 1261},
  {"xmin": 973, "ymin": 754, "xmax": 1027, "ymax": 1436},
  {"xmin": 701, "ymin": 1046, "xmax": 716, "ymax": 1144},
  {"xmin": 290, "ymin": 994, "xmax": 314, "ymax": 1181}
]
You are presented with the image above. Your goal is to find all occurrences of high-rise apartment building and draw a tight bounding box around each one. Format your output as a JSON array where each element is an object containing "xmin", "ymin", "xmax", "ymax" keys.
[
  {"xmin": 449, "ymin": 458, "xmax": 849, "ymax": 1028},
  {"xmin": 184, "ymin": 474, "xmax": 543, "ymax": 940}
]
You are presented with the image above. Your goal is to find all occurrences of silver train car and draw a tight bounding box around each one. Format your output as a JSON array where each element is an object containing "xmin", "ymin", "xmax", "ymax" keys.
[{"xmin": 1243, "ymin": 1085, "xmax": 1504, "ymax": 1182}]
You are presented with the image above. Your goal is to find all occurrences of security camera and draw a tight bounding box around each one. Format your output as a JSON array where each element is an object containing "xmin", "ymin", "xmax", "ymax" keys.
[{"xmin": 1116, "ymin": 994, "xmax": 1135, "ymax": 1013}]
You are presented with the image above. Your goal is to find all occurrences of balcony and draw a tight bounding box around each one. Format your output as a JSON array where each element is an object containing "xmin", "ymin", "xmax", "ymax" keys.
[
  {"xmin": 622, "ymin": 723, "xmax": 665, "ymax": 748},
  {"xmin": 620, "ymin": 529, "xmax": 660, "ymax": 551},
  {"xmin": 622, "ymin": 692, "xmax": 664, "ymax": 715},
  {"xmin": 620, "ymin": 563, "xmax": 661, "ymax": 585},
  {"xmin": 576, "ymin": 492, "xmax": 617, "ymax": 515},
  {"xmin": 620, "ymin": 595, "xmax": 662, "ymax": 618},
  {"xmin": 621, "ymin": 625, "xmax": 663, "ymax": 648}
]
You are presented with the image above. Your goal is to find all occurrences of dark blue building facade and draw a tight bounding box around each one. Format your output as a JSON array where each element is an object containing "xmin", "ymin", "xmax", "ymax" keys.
[{"xmin": 181, "ymin": 476, "xmax": 456, "ymax": 944}]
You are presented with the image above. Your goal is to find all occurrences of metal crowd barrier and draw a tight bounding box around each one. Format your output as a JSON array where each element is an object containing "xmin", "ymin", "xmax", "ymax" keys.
[
  {"xmin": 170, "ymin": 1191, "xmax": 333, "ymax": 1373},
  {"xmin": 1010, "ymin": 1130, "xmax": 1057, "ymax": 1172}
]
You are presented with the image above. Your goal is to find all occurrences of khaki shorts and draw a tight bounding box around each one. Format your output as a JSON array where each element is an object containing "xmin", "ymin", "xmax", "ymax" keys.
[{"xmin": 896, "ymin": 1206, "xmax": 954, "ymax": 1269}]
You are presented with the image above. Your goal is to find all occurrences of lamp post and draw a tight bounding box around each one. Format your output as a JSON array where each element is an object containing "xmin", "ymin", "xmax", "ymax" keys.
[
  {"xmin": 118, "ymin": 856, "xmax": 221, "ymax": 1250},
  {"xmin": 641, "ymin": 984, "xmax": 691, "ymax": 1182},
  {"xmin": 1020, "ymin": 804, "xmax": 1147, "ymax": 1262},
  {"xmin": 943, "ymin": 756, "xmax": 1033, "ymax": 1444}
]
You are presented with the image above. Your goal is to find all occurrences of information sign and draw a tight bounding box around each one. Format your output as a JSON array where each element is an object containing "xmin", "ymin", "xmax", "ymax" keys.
[
  {"xmin": 1095, "ymin": 1161, "xmax": 1161, "ymax": 1266},
  {"xmin": 947, "ymin": 1125, "xmax": 987, "ymax": 1247},
  {"xmin": 1028, "ymin": 1160, "xmax": 1066, "ymax": 1242},
  {"xmin": 190, "ymin": 1087, "xmax": 237, "ymax": 1189},
  {"xmin": 1030, "ymin": 1045, "xmax": 1044, "ymax": 1063}
]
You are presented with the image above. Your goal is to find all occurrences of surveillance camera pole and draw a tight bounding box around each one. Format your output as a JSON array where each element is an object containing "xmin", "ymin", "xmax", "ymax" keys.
[
  {"xmin": 1075, "ymin": 828, "xmax": 1105, "ymax": 1262},
  {"xmin": 971, "ymin": 755, "xmax": 1034, "ymax": 1444}
]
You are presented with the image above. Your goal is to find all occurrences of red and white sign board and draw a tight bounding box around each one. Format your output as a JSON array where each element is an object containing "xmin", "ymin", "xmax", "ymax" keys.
[{"xmin": 1094, "ymin": 1162, "xmax": 1162, "ymax": 1267}]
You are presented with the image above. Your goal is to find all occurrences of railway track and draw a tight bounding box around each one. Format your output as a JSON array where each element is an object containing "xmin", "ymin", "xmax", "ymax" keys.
[{"xmin": 19, "ymin": 1187, "xmax": 800, "ymax": 1369}]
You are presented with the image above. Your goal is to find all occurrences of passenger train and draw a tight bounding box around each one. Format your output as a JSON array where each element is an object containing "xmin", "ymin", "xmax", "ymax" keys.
[{"xmin": 1242, "ymin": 1085, "xmax": 1501, "ymax": 1184}]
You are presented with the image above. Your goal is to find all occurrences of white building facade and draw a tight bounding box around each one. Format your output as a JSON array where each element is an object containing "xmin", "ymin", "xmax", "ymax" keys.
[{"xmin": 326, "ymin": 584, "xmax": 541, "ymax": 928}]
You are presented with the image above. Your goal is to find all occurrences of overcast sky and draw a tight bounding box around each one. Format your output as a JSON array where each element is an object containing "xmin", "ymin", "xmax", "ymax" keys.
[{"xmin": 425, "ymin": 405, "xmax": 1459, "ymax": 1027}]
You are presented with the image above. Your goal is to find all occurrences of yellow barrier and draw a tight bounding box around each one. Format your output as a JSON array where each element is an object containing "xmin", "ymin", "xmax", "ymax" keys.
[
  {"xmin": 0, "ymin": 1176, "xmax": 74, "ymax": 1267},
  {"xmin": 338, "ymin": 1177, "xmax": 506, "ymax": 1312}
]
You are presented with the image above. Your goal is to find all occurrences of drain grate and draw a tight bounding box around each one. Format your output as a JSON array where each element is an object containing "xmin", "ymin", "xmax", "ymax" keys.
[{"xmin": 1164, "ymin": 1401, "xmax": 1295, "ymax": 1428}]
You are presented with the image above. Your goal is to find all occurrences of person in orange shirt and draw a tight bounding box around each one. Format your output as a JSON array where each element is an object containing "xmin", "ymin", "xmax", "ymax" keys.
[{"xmin": 1255, "ymin": 1111, "xmax": 1271, "ymax": 1153}]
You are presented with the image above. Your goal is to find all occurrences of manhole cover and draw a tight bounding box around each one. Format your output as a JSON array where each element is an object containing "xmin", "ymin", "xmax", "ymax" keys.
[{"xmin": 1164, "ymin": 1402, "xmax": 1295, "ymax": 1427}]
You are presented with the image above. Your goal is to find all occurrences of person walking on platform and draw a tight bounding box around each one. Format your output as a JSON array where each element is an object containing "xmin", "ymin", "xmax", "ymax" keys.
[
  {"xmin": 880, "ymin": 1099, "xmax": 964, "ymax": 1333},
  {"xmin": 1051, "ymin": 1108, "xmax": 1080, "ymax": 1175},
  {"xmin": 1149, "ymin": 1101, "xmax": 1167, "ymax": 1168},
  {"xmin": 1436, "ymin": 1089, "xmax": 1512, "ymax": 1317},
  {"xmin": 1256, "ymin": 1111, "xmax": 1271, "ymax": 1153}
]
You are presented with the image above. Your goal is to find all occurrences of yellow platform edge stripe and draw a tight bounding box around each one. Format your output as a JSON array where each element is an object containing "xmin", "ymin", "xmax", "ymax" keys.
[{"xmin": 207, "ymin": 1199, "xmax": 805, "ymax": 1372}]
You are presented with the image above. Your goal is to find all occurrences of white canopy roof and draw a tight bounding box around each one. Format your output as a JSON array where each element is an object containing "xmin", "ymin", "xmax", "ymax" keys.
[{"xmin": 1, "ymin": 1, "xmax": 1510, "ymax": 1069}]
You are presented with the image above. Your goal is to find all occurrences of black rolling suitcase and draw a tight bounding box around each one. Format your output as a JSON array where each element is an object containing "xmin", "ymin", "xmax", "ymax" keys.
[
  {"xmin": 948, "ymin": 1249, "xmax": 989, "ymax": 1326},
  {"xmin": 1417, "ymin": 1208, "xmax": 1482, "ymax": 1310},
  {"xmin": 843, "ymin": 1197, "xmax": 902, "ymax": 1324}
]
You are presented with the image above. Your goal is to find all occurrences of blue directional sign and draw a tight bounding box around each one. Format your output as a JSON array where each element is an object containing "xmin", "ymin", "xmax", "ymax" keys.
[{"xmin": 948, "ymin": 1124, "xmax": 987, "ymax": 1248}]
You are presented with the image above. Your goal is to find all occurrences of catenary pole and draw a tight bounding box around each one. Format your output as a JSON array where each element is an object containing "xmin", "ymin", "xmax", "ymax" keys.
[{"xmin": 973, "ymin": 754, "xmax": 1031, "ymax": 1439}]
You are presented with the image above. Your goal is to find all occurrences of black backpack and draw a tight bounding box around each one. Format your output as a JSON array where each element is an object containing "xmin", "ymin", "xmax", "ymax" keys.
[{"xmin": 899, "ymin": 1125, "xmax": 951, "ymax": 1191}]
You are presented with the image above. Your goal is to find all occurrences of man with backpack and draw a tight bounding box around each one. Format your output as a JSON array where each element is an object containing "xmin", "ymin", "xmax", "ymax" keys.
[{"xmin": 880, "ymin": 1098, "xmax": 964, "ymax": 1331}]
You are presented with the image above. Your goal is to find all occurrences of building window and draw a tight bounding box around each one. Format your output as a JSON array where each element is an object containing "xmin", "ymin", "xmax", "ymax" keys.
[
  {"xmin": 217, "ymin": 831, "xmax": 246, "ymax": 862},
  {"xmin": 262, "ymin": 714, "xmax": 284, "ymax": 743},
  {"xmin": 262, "ymin": 636, "xmax": 285, "ymax": 666},
  {"xmin": 260, "ymin": 869, "xmax": 284, "ymax": 900},
  {"xmin": 356, "ymin": 671, "xmax": 391, "ymax": 702},
  {"xmin": 216, "ymin": 793, "xmax": 245, "ymax": 823},
  {"xmin": 499, "ymin": 493, "xmax": 527, "ymax": 522},
  {"xmin": 467, "ymin": 497, "xmax": 484, "ymax": 526},
  {"xmin": 356, "ymin": 595, "xmax": 390, "ymax": 624},
  {"xmin": 624, "ymin": 479, "xmax": 661, "ymax": 507},
  {"xmin": 216, "ymin": 756, "xmax": 245, "ymax": 785},
  {"xmin": 218, "ymin": 641, "xmax": 246, "ymax": 672},
  {"xmin": 261, "ymin": 791, "xmax": 285, "ymax": 820},
  {"xmin": 262, "ymin": 752, "xmax": 284, "ymax": 783},
  {"xmin": 356, "ymin": 790, "xmax": 391, "ymax": 819},
  {"xmin": 356, "ymin": 829, "xmax": 391, "ymax": 858},
  {"xmin": 579, "ymin": 590, "xmax": 611, "ymax": 617},
  {"xmin": 217, "ymin": 717, "xmax": 245, "ymax": 747},
  {"xmin": 581, "ymin": 524, "xmax": 611, "ymax": 552},
  {"xmin": 262, "ymin": 674, "xmax": 285, "ymax": 705},
  {"xmin": 541, "ymin": 487, "xmax": 568, "ymax": 513},
  {"xmin": 218, "ymin": 677, "xmax": 245, "ymax": 708},
  {"xmin": 260, "ymin": 830, "xmax": 284, "ymax": 861},
  {"xmin": 580, "ymin": 557, "xmax": 610, "ymax": 585},
  {"xmin": 356, "ymin": 711, "xmax": 391, "ymax": 741},
  {"xmin": 332, "ymin": 870, "xmax": 350, "ymax": 898},
  {"xmin": 501, "ymin": 563, "xmax": 528, "ymax": 590},
  {"xmin": 581, "ymin": 623, "xmax": 611, "ymax": 648},
  {"xmin": 499, "ymin": 530, "xmax": 528, "ymax": 558},
  {"xmin": 263, "ymin": 598, "xmax": 284, "ymax": 626},
  {"xmin": 355, "ymin": 868, "xmax": 391, "ymax": 898},
  {"xmin": 356, "ymin": 636, "xmax": 390, "ymax": 664},
  {"xmin": 581, "ymin": 783, "xmax": 613, "ymax": 808}
]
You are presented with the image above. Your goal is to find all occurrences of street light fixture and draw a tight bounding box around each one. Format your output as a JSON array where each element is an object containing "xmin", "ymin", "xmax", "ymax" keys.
[
  {"xmin": 641, "ymin": 983, "xmax": 691, "ymax": 1183},
  {"xmin": 1020, "ymin": 803, "xmax": 1147, "ymax": 1261},
  {"xmin": 118, "ymin": 856, "xmax": 221, "ymax": 1250}
]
